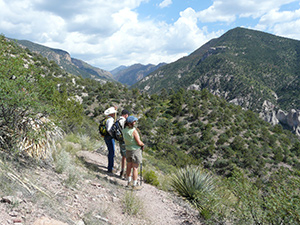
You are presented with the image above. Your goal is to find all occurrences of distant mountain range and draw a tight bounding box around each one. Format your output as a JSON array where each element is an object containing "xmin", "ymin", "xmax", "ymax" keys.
[
  {"xmin": 133, "ymin": 27, "xmax": 300, "ymax": 115},
  {"xmin": 12, "ymin": 39, "xmax": 114, "ymax": 82},
  {"xmin": 12, "ymin": 38, "xmax": 166, "ymax": 86},
  {"xmin": 10, "ymin": 27, "xmax": 300, "ymax": 133},
  {"xmin": 110, "ymin": 63, "xmax": 166, "ymax": 86}
]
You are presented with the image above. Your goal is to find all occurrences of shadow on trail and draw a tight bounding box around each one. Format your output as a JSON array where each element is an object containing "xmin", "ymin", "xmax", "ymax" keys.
[{"xmin": 76, "ymin": 151, "xmax": 121, "ymax": 180}]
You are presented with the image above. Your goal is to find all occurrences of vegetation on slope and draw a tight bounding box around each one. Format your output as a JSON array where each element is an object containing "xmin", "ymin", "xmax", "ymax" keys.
[
  {"xmin": 13, "ymin": 38, "xmax": 114, "ymax": 81},
  {"xmin": 1, "ymin": 34, "xmax": 300, "ymax": 224},
  {"xmin": 82, "ymin": 80, "xmax": 300, "ymax": 224},
  {"xmin": 133, "ymin": 27, "xmax": 300, "ymax": 113},
  {"xmin": 0, "ymin": 35, "xmax": 84, "ymax": 155}
]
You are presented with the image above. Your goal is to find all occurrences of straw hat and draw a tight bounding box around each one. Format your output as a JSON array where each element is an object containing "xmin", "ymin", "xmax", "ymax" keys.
[{"xmin": 104, "ymin": 107, "xmax": 117, "ymax": 115}]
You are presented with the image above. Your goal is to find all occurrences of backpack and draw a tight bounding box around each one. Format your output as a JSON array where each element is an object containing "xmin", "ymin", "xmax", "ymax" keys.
[
  {"xmin": 99, "ymin": 118, "xmax": 109, "ymax": 137},
  {"xmin": 110, "ymin": 119, "xmax": 123, "ymax": 141}
]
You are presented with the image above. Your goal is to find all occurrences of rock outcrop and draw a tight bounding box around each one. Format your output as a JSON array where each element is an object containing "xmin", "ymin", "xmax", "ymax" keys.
[
  {"xmin": 277, "ymin": 109, "xmax": 300, "ymax": 136},
  {"xmin": 262, "ymin": 107, "xmax": 300, "ymax": 137}
]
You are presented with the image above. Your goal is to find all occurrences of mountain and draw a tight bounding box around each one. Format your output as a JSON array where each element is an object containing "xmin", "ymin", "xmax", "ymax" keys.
[
  {"xmin": 112, "ymin": 63, "xmax": 166, "ymax": 86},
  {"xmin": 133, "ymin": 27, "xmax": 300, "ymax": 114},
  {"xmin": 12, "ymin": 39, "xmax": 114, "ymax": 82},
  {"xmin": 2, "ymin": 33, "xmax": 300, "ymax": 224},
  {"xmin": 110, "ymin": 65, "xmax": 128, "ymax": 76}
]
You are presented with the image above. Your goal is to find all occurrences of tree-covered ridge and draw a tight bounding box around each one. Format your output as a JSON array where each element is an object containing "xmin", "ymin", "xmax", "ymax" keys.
[
  {"xmin": 133, "ymin": 27, "xmax": 300, "ymax": 112},
  {"xmin": 12, "ymin": 38, "xmax": 114, "ymax": 81},
  {"xmin": 1, "ymin": 33, "xmax": 300, "ymax": 223},
  {"xmin": 0, "ymin": 35, "xmax": 85, "ymax": 153},
  {"xmin": 135, "ymin": 89, "xmax": 300, "ymax": 178},
  {"xmin": 83, "ymin": 82, "xmax": 300, "ymax": 223},
  {"xmin": 81, "ymin": 74, "xmax": 300, "ymax": 182},
  {"xmin": 112, "ymin": 63, "xmax": 166, "ymax": 86}
]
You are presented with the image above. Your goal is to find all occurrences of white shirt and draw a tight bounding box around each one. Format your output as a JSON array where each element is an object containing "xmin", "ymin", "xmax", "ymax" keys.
[
  {"xmin": 118, "ymin": 116, "xmax": 126, "ymax": 129},
  {"xmin": 106, "ymin": 116, "xmax": 114, "ymax": 136}
]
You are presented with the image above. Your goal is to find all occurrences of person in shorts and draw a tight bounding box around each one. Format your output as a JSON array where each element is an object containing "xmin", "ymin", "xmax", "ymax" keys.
[
  {"xmin": 118, "ymin": 109, "xmax": 130, "ymax": 178},
  {"xmin": 122, "ymin": 116, "xmax": 145, "ymax": 189}
]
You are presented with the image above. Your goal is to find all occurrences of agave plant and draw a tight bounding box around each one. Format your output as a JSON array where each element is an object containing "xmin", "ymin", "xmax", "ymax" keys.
[
  {"xmin": 171, "ymin": 165, "xmax": 217, "ymax": 218},
  {"xmin": 171, "ymin": 165, "xmax": 215, "ymax": 199},
  {"xmin": 18, "ymin": 116, "xmax": 64, "ymax": 160}
]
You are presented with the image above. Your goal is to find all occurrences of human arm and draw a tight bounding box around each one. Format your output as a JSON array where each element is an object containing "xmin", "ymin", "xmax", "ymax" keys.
[
  {"xmin": 106, "ymin": 117, "xmax": 114, "ymax": 136},
  {"xmin": 133, "ymin": 129, "xmax": 144, "ymax": 149}
]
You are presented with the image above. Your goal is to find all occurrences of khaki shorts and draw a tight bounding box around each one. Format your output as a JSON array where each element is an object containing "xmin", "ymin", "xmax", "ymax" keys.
[{"xmin": 126, "ymin": 149, "xmax": 142, "ymax": 164}]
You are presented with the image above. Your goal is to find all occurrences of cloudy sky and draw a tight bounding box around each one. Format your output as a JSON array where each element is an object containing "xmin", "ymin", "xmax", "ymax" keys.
[{"xmin": 1, "ymin": 0, "xmax": 300, "ymax": 71}]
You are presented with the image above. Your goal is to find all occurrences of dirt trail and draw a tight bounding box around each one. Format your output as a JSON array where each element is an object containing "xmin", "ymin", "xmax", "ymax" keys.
[
  {"xmin": 0, "ymin": 149, "xmax": 201, "ymax": 225},
  {"xmin": 77, "ymin": 150, "xmax": 202, "ymax": 225}
]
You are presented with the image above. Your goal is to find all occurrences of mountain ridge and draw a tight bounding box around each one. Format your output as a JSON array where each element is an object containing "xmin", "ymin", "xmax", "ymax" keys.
[
  {"xmin": 12, "ymin": 39, "xmax": 114, "ymax": 82},
  {"xmin": 132, "ymin": 27, "xmax": 300, "ymax": 132},
  {"xmin": 1, "ymin": 33, "xmax": 300, "ymax": 224},
  {"xmin": 133, "ymin": 27, "xmax": 300, "ymax": 111},
  {"xmin": 111, "ymin": 63, "xmax": 166, "ymax": 86}
]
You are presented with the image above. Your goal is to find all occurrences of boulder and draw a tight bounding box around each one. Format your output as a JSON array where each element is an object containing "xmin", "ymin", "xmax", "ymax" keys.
[{"xmin": 276, "ymin": 109, "xmax": 287, "ymax": 124}]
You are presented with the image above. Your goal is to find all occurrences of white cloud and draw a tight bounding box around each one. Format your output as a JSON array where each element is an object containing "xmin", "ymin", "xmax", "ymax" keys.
[
  {"xmin": 1, "ymin": 0, "xmax": 300, "ymax": 71},
  {"xmin": 158, "ymin": 0, "xmax": 172, "ymax": 9},
  {"xmin": 81, "ymin": 7, "xmax": 221, "ymax": 70},
  {"xmin": 36, "ymin": 2, "xmax": 220, "ymax": 70},
  {"xmin": 197, "ymin": 1, "xmax": 236, "ymax": 23},
  {"xmin": 258, "ymin": 8, "xmax": 300, "ymax": 26},
  {"xmin": 164, "ymin": 8, "xmax": 217, "ymax": 52},
  {"xmin": 197, "ymin": 0, "xmax": 298, "ymax": 22},
  {"xmin": 253, "ymin": 7, "xmax": 300, "ymax": 40},
  {"xmin": 272, "ymin": 19, "xmax": 300, "ymax": 39}
]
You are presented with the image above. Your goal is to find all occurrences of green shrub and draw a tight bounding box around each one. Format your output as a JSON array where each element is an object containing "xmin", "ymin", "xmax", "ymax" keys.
[
  {"xmin": 143, "ymin": 170, "xmax": 159, "ymax": 186},
  {"xmin": 122, "ymin": 191, "xmax": 144, "ymax": 216},
  {"xmin": 53, "ymin": 149, "xmax": 71, "ymax": 174},
  {"xmin": 226, "ymin": 169, "xmax": 300, "ymax": 224}
]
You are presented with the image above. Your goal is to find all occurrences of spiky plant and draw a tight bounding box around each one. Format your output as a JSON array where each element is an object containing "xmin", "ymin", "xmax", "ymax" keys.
[{"xmin": 171, "ymin": 165, "xmax": 217, "ymax": 219}]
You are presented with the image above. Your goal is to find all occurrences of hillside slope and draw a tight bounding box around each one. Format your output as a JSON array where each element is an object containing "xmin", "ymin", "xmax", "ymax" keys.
[
  {"xmin": 13, "ymin": 39, "xmax": 114, "ymax": 82},
  {"xmin": 0, "ymin": 146, "xmax": 200, "ymax": 225},
  {"xmin": 133, "ymin": 27, "xmax": 300, "ymax": 113},
  {"xmin": 112, "ymin": 63, "xmax": 166, "ymax": 86},
  {"xmin": 1, "ymin": 33, "xmax": 300, "ymax": 224}
]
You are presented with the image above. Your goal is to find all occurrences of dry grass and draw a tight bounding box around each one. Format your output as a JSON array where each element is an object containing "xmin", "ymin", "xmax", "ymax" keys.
[{"xmin": 122, "ymin": 190, "xmax": 144, "ymax": 216}]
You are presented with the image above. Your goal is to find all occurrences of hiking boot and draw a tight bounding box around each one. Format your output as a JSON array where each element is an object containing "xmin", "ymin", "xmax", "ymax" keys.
[
  {"xmin": 107, "ymin": 169, "xmax": 116, "ymax": 174},
  {"xmin": 126, "ymin": 180, "xmax": 133, "ymax": 187},
  {"xmin": 119, "ymin": 170, "xmax": 124, "ymax": 178},
  {"xmin": 132, "ymin": 185, "xmax": 143, "ymax": 191}
]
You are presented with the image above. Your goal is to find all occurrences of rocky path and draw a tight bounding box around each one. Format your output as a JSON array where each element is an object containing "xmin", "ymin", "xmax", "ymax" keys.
[
  {"xmin": 77, "ymin": 150, "xmax": 202, "ymax": 225},
  {"xmin": 0, "ymin": 149, "xmax": 201, "ymax": 225}
]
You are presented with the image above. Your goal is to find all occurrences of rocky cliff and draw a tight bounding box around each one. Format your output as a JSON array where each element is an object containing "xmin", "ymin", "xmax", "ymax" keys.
[
  {"xmin": 14, "ymin": 38, "xmax": 114, "ymax": 81},
  {"xmin": 261, "ymin": 101, "xmax": 300, "ymax": 137}
]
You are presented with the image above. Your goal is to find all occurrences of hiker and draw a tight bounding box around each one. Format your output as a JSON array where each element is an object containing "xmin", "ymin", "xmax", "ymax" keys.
[
  {"xmin": 118, "ymin": 109, "xmax": 130, "ymax": 178},
  {"xmin": 122, "ymin": 116, "xmax": 145, "ymax": 189},
  {"xmin": 103, "ymin": 106, "xmax": 117, "ymax": 173}
]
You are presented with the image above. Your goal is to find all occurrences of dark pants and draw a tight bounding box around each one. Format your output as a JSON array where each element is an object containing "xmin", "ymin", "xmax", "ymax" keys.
[{"xmin": 104, "ymin": 135, "xmax": 115, "ymax": 172}]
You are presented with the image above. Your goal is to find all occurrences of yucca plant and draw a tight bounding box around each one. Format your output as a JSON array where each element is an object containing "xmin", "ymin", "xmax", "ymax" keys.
[{"xmin": 171, "ymin": 165, "xmax": 217, "ymax": 219}]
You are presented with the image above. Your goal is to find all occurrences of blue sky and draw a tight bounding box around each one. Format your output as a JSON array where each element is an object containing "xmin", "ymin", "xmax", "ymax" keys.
[{"xmin": 1, "ymin": 0, "xmax": 300, "ymax": 71}]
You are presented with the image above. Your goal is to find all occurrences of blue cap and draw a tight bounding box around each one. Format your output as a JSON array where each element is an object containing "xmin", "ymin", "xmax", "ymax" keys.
[{"xmin": 126, "ymin": 115, "xmax": 138, "ymax": 123}]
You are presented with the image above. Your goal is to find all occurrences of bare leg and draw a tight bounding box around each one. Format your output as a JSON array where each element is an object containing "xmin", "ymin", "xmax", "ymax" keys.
[
  {"xmin": 121, "ymin": 156, "xmax": 126, "ymax": 171},
  {"xmin": 132, "ymin": 163, "xmax": 139, "ymax": 184},
  {"xmin": 126, "ymin": 162, "xmax": 132, "ymax": 179}
]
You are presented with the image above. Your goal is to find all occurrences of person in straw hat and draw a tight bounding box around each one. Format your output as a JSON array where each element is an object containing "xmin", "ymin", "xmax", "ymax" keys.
[{"xmin": 104, "ymin": 106, "xmax": 118, "ymax": 173}]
